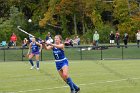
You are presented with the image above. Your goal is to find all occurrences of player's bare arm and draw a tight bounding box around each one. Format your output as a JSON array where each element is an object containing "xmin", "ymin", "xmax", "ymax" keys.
[
  {"xmin": 27, "ymin": 43, "xmax": 31, "ymax": 55},
  {"xmin": 51, "ymin": 44, "xmax": 64, "ymax": 49},
  {"xmin": 43, "ymin": 43, "xmax": 53, "ymax": 50}
]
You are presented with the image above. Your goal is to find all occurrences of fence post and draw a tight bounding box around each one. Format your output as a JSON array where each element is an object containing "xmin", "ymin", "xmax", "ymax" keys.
[
  {"xmin": 80, "ymin": 47, "xmax": 82, "ymax": 60},
  {"xmin": 4, "ymin": 48, "xmax": 5, "ymax": 62},
  {"xmin": 41, "ymin": 49, "xmax": 43, "ymax": 61},
  {"xmin": 122, "ymin": 46, "xmax": 124, "ymax": 60},
  {"xmin": 22, "ymin": 48, "xmax": 23, "ymax": 61},
  {"xmin": 101, "ymin": 46, "xmax": 103, "ymax": 60}
]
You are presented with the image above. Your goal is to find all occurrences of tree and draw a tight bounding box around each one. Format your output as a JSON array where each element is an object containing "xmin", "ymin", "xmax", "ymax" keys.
[
  {"xmin": 113, "ymin": 0, "xmax": 140, "ymax": 41},
  {"xmin": 1, "ymin": 0, "xmax": 140, "ymax": 44},
  {"xmin": 113, "ymin": 0, "xmax": 130, "ymax": 22},
  {"xmin": 0, "ymin": 6, "xmax": 26, "ymax": 43}
]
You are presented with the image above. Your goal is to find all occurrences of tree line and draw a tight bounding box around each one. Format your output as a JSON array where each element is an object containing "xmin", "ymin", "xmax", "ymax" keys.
[{"xmin": 0, "ymin": 0, "xmax": 140, "ymax": 44}]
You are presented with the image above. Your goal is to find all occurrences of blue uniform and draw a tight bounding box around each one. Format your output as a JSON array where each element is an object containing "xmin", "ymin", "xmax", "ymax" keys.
[
  {"xmin": 31, "ymin": 42, "xmax": 40, "ymax": 55},
  {"xmin": 52, "ymin": 47, "xmax": 68, "ymax": 71}
]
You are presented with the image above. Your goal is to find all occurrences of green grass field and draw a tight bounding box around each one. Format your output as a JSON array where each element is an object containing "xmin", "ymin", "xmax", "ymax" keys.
[{"xmin": 0, "ymin": 60, "xmax": 140, "ymax": 93}]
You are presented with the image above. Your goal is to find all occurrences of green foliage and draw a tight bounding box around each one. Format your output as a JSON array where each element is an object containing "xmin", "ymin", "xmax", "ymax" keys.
[
  {"xmin": 60, "ymin": 14, "xmax": 68, "ymax": 38},
  {"xmin": 99, "ymin": 25, "xmax": 115, "ymax": 43},
  {"xmin": 91, "ymin": 10, "xmax": 103, "ymax": 30},
  {"xmin": 81, "ymin": 29, "xmax": 93, "ymax": 44},
  {"xmin": 113, "ymin": 0, "xmax": 130, "ymax": 22},
  {"xmin": 82, "ymin": 25, "xmax": 115, "ymax": 44},
  {"xmin": 0, "ymin": 20, "xmax": 13, "ymax": 42},
  {"xmin": 9, "ymin": 6, "xmax": 26, "ymax": 29},
  {"xmin": 113, "ymin": 0, "xmax": 140, "ymax": 42},
  {"xmin": 0, "ymin": 6, "xmax": 26, "ymax": 44},
  {"xmin": 10, "ymin": 6, "xmax": 27, "ymax": 44},
  {"xmin": 0, "ymin": 0, "xmax": 140, "ymax": 44}
]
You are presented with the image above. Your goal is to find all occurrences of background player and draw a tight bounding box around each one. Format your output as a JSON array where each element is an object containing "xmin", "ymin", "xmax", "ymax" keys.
[
  {"xmin": 27, "ymin": 37, "xmax": 42, "ymax": 70},
  {"xmin": 43, "ymin": 35, "xmax": 80, "ymax": 93}
]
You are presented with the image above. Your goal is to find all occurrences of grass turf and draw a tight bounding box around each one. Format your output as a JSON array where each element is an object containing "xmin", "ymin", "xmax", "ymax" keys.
[{"xmin": 0, "ymin": 60, "xmax": 140, "ymax": 93}]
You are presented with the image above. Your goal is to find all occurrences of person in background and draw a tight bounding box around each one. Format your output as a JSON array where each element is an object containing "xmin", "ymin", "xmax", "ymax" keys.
[
  {"xmin": 10, "ymin": 33, "xmax": 17, "ymax": 46},
  {"xmin": 64, "ymin": 37, "xmax": 73, "ymax": 46},
  {"xmin": 22, "ymin": 38, "xmax": 28, "ymax": 48},
  {"xmin": 46, "ymin": 32, "xmax": 52, "ymax": 41},
  {"xmin": 73, "ymin": 36, "xmax": 80, "ymax": 45},
  {"xmin": 93, "ymin": 31, "xmax": 99, "ymax": 47},
  {"xmin": 115, "ymin": 31, "xmax": 120, "ymax": 48},
  {"xmin": 37, "ymin": 37, "xmax": 43, "ymax": 44},
  {"xmin": 45, "ymin": 32, "xmax": 53, "ymax": 44},
  {"xmin": 27, "ymin": 37, "xmax": 42, "ymax": 70},
  {"xmin": 123, "ymin": 32, "xmax": 129, "ymax": 48},
  {"xmin": 28, "ymin": 35, "xmax": 32, "ymax": 43},
  {"xmin": 109, "ymin": 31, "xmax": 115, "ymax": 46},
  {"xmin": 136, "ymin": 30, "xmax": 140, "ymax": 48}
]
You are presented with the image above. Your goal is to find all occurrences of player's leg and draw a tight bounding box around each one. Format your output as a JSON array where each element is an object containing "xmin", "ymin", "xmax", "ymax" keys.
[
  {"xmin": 14, "ymin": 41, "xmax": 16, "ymax": 46},
  {"xmin": 28, "ymin": 53, "xmax": 34, "ymax": 69},
  {"xmin": 58, "ymin": 66, "xmax": 69, "ymax": 80},
  {"xmin": 59, "ymin": 66, "xmax": 80, "ymax": 93},
  {"xmin": 58, "ymin": 67, "xmax": 75, "ymax": 92},
  {"xmin": 110, "ymin": 40, "xmax": 112, "ymax": 46},
  {"xmin": 126, "ymin": 40, "xmax": 128, "ymax": 48},
  {"xmin": 35, "ymin": 54, "xmax": 40, "ymax": 70},
  {"xmin": 137, "ymin": 40, "xmax": 139, "ymax": 48},
  {"xmin": 112, "ymin": 40, "xmax": 114, "ymax": 45},
  {"xmin": 124, "ymin": 40, "xmax": 127, "ymax": 48}
]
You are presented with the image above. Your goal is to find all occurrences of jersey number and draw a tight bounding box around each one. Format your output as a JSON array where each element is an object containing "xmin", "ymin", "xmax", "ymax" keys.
[{"xmin": 55, "ymin": 54, "xmax": 59, "ymax": 59}]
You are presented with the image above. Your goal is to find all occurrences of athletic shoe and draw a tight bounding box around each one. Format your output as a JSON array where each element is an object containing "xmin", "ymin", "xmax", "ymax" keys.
[
  {"xmin": 70, "ymin": 90, "xmax": 75, "ymax": 93},
  {"xmin": 75, "ymin": 88, "xmax": 80, "ymax": 93},
  {"xmin": 30, "ymin": 66, "xmax": 35, "ymax": 70},
  {"xmin": 36, "ymin": 68, "xmax": 39, "ymax": 71}
]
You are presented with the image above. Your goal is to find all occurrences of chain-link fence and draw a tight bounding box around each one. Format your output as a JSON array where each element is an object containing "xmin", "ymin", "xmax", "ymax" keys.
[{"xmin": 0, "ymin": 45, "xmax": 140, "ymax": 62}]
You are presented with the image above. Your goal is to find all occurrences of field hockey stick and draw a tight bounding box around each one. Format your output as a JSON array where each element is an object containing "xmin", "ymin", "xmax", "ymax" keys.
[
  {"xmin": 17, "ymin": 26, "xmax": 49, "ymax": 44},
  {"xmin": 17, "ymin": 26, "xmax": 35, "ymax": 37},
  {"xmin": 17, "ymin": 26, "xmax": 52, "ymax": 45}
]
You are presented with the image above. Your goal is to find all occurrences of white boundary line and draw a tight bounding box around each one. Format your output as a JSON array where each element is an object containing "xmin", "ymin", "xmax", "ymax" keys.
[{"xmin": 9, "ymin": 77, "xmax": 139, "ymax": 93}]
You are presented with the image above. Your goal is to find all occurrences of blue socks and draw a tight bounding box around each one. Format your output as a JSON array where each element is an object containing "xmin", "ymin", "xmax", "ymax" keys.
[
  {"xmin": 73, "ymin": 82, "xmax": 79, "ymax": 90},
  {"xmin": 29, "ymin": 59, "xmax": 34, "ymax": 66},
  {"xmin": 66, "ymin": 77, "xmax": 75, "ymax": 91},
  {"xmin": 66, "ymin": 77, "xmax": 78, "ymax": 91},
  {"xmin": 36, "ymin": 61, "xmax": 39, "ymax": 68},
  {"xmin": 29, "ymin": 59, "xmax": 40, "ymax": 68}
]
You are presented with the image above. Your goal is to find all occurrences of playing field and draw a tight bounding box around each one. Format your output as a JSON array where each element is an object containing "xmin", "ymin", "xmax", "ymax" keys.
[{"xmin": 0, "ymin": 60, "xmax": 140, "ymax": 93}]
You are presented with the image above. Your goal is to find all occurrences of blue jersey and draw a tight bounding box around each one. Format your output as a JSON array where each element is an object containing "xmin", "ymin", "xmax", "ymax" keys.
[
  {"xmin": 52, "ymin": 47, "xmax": 68, "ymax": 71},
  {"xmin": 31, "ymin": 42, "xmax": 39, "ymax": 53},
  {"xmin": 52, "ymin": 47, "xmax": 65, "ymax": 60}
]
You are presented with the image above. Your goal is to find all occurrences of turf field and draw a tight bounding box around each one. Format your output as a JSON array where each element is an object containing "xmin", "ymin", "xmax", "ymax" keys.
[{"xmin": 0, "ymin": 60, "xmax": 140, "ymax": 93}]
